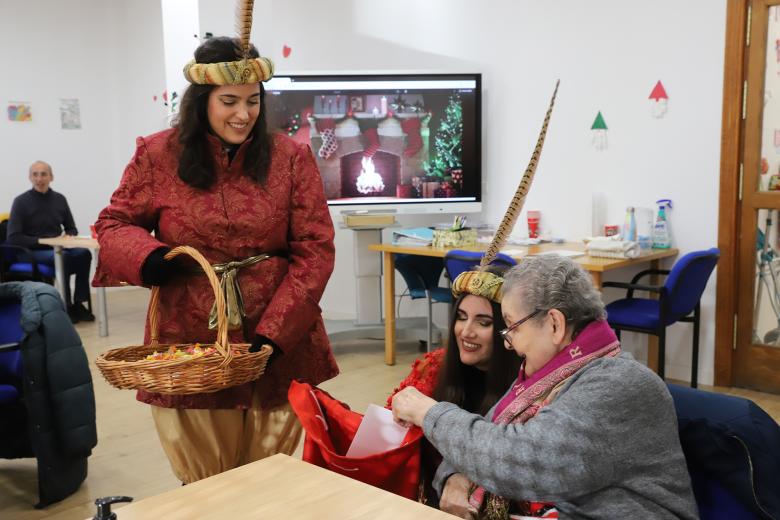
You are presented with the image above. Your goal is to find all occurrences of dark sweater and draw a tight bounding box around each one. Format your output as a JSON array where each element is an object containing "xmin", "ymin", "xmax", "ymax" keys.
[{"xmin": 7, "ymin": 189, "xmax": 77, "ymax": 249}]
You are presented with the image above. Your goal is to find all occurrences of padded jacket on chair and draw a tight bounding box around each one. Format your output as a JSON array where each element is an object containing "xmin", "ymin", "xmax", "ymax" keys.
[
  {"xmin": 0, "ymin": 281, "xmax": 97, "ymax": 508},
  {"xmin": 667, "ymin": 383, "xmax": 780, "ymax": 519}
]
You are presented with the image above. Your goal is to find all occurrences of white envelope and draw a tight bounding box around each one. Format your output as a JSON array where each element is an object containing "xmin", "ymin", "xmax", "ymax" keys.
[{"xmin": 345, "ymin": 404, "xmax": 410, "ymax": 458}]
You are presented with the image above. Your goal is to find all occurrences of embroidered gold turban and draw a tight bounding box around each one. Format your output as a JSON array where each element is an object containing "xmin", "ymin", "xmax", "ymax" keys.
[
  {"xmin": 183, "ymin": 56, "xmax": 274, "ymax": 85},
  {"xmin": 451, "ymin": 270, "xmax": 504, "ymax": 303}
]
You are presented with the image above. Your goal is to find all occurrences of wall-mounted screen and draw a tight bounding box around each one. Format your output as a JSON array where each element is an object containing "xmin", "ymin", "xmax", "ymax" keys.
[{"xmin": 265, "ymin": 73, "xmax": 481, "ymax": 213}]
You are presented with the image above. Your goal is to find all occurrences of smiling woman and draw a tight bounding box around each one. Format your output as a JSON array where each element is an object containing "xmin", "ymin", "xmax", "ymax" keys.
[{"xmin": 93, "ymin": 31, "xmax": 338, "ymax": 486}]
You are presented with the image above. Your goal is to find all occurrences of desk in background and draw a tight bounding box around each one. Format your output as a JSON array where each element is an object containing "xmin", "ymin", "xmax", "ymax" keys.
[
  {"xmin": 368, "ymin": 242, "xmax": 678, "ymax": 366},
  {"xmin": 38, "ymin": 236, "xmax": 108, "ymax": 337},
  {"xmin": 90, "ymin": 454, "xmax": 454, "ymax": 519}
]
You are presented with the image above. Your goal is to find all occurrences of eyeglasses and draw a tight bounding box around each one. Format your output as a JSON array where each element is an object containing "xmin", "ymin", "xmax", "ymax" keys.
[{"xmin": 499, "ymin": 309, "xmax": 542, "ymax": 344}]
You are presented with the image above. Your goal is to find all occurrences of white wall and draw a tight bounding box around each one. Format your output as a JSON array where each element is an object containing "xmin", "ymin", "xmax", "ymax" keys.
[
  {"xmin": 0, "ymin": 0, "xmax": 168, "ymax": 232},
  {"xmin": 1, "ymin": 1, "xmax": 727, "ymax": 385}
]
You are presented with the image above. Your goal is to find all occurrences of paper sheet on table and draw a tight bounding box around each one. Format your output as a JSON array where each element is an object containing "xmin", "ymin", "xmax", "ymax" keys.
[
  {"xmin": 345, "ymin": 404, "xmax": 409, "ymax": 458},
  {"xmin": 531, "ymin": 249, "xmax": 585, "ymax": 258}
]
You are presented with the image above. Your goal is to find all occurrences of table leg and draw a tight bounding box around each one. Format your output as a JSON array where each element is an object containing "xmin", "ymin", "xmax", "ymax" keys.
[
  {"xmin": 590, "ymin": 271, "xmax": 602, "ymax": 291},
  {"xmin": 96, "ymin": 287, "xmax": 109, "ymax": 337},
  {"xmin": 52, "ymin": 245, "xmax": 66, "ymax": 303},
  {"xmin": 383, "ymin": 251, "xmax": 396, "ymax": 365},
  {"xmin": 647, "ymin": 260, "xmax": 660, "ymax": 374}
]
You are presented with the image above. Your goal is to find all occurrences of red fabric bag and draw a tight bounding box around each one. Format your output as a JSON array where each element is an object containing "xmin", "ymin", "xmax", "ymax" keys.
[{"xmin": 288, "ymin": 380, "xmax": 423, "ymax": 500}]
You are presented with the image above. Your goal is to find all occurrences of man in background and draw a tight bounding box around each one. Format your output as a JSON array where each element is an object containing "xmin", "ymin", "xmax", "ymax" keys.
[{"xmin": 8, "ymin": 160, "xmax": 94, "ymax": 323}]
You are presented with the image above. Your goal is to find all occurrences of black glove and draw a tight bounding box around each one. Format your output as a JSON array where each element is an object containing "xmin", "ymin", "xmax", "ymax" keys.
[
  {"xmin": 250, "ymin": 334, "xmax": 282, "ymax": 365},
  {"xmin": 141, "ymin": 247, "xmax": 180, "ymax": 286}
]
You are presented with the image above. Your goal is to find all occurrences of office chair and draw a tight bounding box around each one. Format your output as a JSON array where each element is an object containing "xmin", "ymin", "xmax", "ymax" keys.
[
  {"xmin": 667, "ymin": 383, "xmax": 780, "ymax": 519},
  {"xmin": 603, "ymin": 248, "xmax": 719, "ymax": 387},
  {"xmin": 0, "ymin": 218, "xmax": 55, "ymax": 283},
  {"xmin": 394, "ymin": 254, "xmax": 451, "ymax": 350},
  {"xmin": 443, "ymin": 250, "xmax": 517, "ymax": 281}
]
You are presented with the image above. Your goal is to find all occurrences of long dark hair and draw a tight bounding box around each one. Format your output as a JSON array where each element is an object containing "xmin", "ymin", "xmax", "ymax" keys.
[
  {"xmin": 432, "ymin": 292, "xmax": 521, "ymax": 416},
  {"xmin": 173, "ymin": 36, "xmax": 273, "ymax": 189}
]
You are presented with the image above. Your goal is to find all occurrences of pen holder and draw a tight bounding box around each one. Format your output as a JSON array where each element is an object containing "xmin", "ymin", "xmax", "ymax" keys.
[{"xmin": 432, "ymin": 228, "xmax": 477, "ymax": 248}]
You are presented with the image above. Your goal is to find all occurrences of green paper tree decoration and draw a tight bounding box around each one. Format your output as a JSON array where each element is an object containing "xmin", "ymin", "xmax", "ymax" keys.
[{"xmin": 591, "ymin": 111, "xmax": 608, "ymax": 130}]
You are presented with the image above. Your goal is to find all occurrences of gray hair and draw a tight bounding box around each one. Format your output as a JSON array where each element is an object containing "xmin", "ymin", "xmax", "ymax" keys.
[{"xmin": 503, "ymin": 255, "xmax": 605, "ymax": 337}]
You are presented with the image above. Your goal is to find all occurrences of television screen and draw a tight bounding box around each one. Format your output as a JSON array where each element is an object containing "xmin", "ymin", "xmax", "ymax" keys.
[{"xmin": 265, "ymin": 73, "xmax": 481, "ymax": 210}]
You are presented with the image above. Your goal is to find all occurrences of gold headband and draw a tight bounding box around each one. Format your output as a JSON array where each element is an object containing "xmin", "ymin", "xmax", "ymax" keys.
[
  {"xmin": 451, "ymin": 270, "xmax": 504, "ymax": 303},
  {"xmin": 183, "ymin": 56, "xmax": 274, "ymax": 85}
]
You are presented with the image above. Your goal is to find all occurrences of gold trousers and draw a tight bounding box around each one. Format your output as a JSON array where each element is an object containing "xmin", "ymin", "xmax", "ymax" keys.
[{"xmin": 151, "ymin": 388, "xmax": 302, "ymax": 484}]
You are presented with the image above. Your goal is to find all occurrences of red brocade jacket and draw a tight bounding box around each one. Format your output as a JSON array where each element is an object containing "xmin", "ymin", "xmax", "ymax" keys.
[{"xmin": 93, "ymin": 128, "xmax": 339, "ymax": 409}]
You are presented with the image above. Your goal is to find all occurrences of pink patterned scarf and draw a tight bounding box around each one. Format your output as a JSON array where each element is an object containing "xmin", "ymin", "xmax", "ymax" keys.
[{"xmin": 468, "ymin": 320, "xmax": 621, "ymax": 519}]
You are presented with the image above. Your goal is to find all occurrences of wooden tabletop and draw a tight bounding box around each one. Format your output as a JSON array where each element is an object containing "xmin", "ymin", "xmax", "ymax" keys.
[
  {"xmin": 368, "ymin": 241, "xmax": 679, "ymax": 273},
  {"xmin": 95, "ymin": 454, "xmax": 454, "ymax": 519},
  {"xmin": 38, "ymin": 235, "xmax": 99, "ymax": 249}
]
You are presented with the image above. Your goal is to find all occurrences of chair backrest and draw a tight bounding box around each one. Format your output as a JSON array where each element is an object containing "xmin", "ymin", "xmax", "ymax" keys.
[
  {"xmin": 444, "ymin": 250, "xmax": 517, "ymax": 281},
  {"xmin": 663, "ymin": 248, "xmax": 720, "ymax": 320},
  {"xmin": 667, "ymin": 383, "xmax": 780, "ymax": 519},
  {"xmin": 0, "ymin": 300, "xmax": 23, "ymax": 386},
  {"xmin": 394, "ymin": 254, "xmax": 446, "ymax": 297}
]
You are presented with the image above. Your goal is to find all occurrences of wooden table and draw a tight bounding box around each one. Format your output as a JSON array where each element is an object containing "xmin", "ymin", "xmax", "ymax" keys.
[
  {"xmin": 91, "ymin": 454, "xmax": 454, "ymax": 519},
  {"xmin": 368, "ymin": 242, "xmax": 679, "ymax": 366},
  {"xmin": 38, "ymin": 236, "xmax": 108, "ymax": 337}
]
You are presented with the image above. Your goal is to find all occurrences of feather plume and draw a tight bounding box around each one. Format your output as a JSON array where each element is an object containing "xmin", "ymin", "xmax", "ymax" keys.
[
  {"xmin": 480, "ymin": 80, "xmax": 560, "ymax": 269},
  {"xmin": 235, "ymin": 0, "xmax": 255, "ymax": 59}
]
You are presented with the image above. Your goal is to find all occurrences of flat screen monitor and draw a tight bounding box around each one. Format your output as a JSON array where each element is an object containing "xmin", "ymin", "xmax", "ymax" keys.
[{"xmin": 264, "ymin": 73, "xmax": 482, "ymax": 214}]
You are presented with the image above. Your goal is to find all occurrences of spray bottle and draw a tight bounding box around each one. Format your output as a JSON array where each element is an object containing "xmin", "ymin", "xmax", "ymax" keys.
[
  {"xmin": 653, "ymin": 199, "xmax": 673, "ymax": 248},
  {"xmin": 623, "ymin": 207, "xmax": 637, "ymax": 241}
]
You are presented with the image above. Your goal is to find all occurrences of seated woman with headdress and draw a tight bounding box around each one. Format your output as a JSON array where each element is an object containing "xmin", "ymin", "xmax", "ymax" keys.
[
  {"xmin": 391, "ymin": 256, "xmax": 698, "ymax": 519},
  {"xmin": 386, "ymin": 265, "xmax": 521, "ymax": 505}
]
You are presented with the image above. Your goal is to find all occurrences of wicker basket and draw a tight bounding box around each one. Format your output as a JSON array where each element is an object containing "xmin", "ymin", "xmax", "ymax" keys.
[{"xmin": 95, "ymin": 245, "xmax": 272, "ymax": 395}]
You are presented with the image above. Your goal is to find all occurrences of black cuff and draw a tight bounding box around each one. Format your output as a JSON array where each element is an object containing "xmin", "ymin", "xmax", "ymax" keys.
[
  {"xmin": 250, "ymin": 334, "xmax": 281, "ymax": 364},
  {"xmin": 141, "ymin": 247, "xmax": 177, "ymax": 286}
]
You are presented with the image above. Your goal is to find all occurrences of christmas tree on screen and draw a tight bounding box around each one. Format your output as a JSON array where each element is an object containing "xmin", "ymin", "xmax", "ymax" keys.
[{"xmin": 425, "ymin": 93, "xmax": 463, "ymax": 178}]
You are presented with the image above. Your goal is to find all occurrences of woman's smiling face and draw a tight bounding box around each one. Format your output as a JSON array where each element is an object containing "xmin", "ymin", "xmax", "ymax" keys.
[
  {"xmin": 453, "ymin": 295, "xmax": 495, "ymax": 371},
  {"xmin": 207, "ymin": 83, "xmax": 261, "ymax": 145}
]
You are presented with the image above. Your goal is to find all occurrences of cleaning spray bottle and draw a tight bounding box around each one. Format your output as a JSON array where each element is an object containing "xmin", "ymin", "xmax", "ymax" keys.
[
  {"xmin": 653, "ymin": 199, "xmax": 673, "ymax": 248},
  {"xmin": 623, "ymin": 207, "xmax": 637, "ymax": 241}
]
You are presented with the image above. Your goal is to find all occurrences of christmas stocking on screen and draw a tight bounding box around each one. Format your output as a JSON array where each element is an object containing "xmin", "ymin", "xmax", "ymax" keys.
[
  {"xmin": 401, "ymin": 117, "xmax": 422, "ymax": 157},
  {"xmin": 316, "ymin": 118, "xmax": 338, "ymax": 159},
  {"xmin": 358, "ymin": 119, "xmax": 380, "ymax": 158}
]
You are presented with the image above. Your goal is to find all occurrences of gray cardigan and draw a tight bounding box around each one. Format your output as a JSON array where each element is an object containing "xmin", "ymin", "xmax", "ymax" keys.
[{"xmin": 425, "ymin": 353, "xmax": 698, "ymax": 519}]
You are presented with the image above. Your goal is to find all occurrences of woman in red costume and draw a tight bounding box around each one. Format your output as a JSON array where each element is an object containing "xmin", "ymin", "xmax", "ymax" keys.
[{"xmin": 93, "ymin": 36, "xmax": 338, "ymax": 484}]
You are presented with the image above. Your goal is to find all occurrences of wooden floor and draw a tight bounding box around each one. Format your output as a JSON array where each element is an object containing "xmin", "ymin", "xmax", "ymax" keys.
[{"xmin": 1, "ymin": 288, "xmax": 779, "ymax": 519}]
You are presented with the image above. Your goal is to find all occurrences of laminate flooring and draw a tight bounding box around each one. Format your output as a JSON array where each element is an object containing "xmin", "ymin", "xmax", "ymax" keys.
[{"xmin": 1, "ymin": 288, "xmax": 778, "ymax": 519}]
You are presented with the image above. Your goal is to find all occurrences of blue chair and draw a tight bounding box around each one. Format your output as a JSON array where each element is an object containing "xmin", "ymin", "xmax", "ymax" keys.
[
  {"xmin": 0, "ymin": 299, "xmax": 30, "ymax": 459},
  {"xmin": 443, "ymin": 250, "xmax": 517, "ymax": 281},
  {"xmin": 667, "ymin": 383, "xmax": 780, "ymax": 519},
  {"xmin": 394, "ymin": 254, "xmax": 451, "ymax": 350},
  {"xmin": 0, "ymin": 219, "xmax": 55, "ymax": 283},
  {"xmin": 603, "ymin": 248, "xmax": 719, "ymax": 387}
]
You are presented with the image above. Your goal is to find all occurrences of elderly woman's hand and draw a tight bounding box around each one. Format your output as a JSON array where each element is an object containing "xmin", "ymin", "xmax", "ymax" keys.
[
  {"xmin": 390, "ymin": 386, "xmax": 437, "ymax": 427},
  {"xmin": 440, "ymin": 473, "xmax": 478, "ymax": 519}
]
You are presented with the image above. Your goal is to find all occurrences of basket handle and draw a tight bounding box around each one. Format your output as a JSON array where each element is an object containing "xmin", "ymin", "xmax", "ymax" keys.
[{"xmin": 148, "ymin": 246, "xmax": 231, "ymax": 362}]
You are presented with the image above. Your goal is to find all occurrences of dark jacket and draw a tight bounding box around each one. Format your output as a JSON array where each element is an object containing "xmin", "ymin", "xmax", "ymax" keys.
[{"xmin": 0, "ymin": 281, "xmax": 97, "ymax": 508}]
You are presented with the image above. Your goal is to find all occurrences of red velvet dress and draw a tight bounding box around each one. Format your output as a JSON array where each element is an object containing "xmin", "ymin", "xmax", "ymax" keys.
[{"xmin": 93, "ymin": 128, "xmax": 339, "ymax": 409}]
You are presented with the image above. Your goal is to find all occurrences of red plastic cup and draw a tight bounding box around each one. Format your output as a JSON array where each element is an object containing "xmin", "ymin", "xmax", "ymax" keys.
[{"xmin": 527, "ymin": 210, "xmax": 541, "ymax": 239}]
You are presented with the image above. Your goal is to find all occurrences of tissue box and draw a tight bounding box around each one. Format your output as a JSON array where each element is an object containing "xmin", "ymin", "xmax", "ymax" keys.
[{"xmin": 432, "ymin": 228, "xmax": 477, "ymax": 248}]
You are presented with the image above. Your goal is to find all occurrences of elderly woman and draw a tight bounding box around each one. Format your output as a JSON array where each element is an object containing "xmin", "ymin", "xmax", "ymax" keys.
[{"xmin": 392, "ymin": 256, "xmax": 697, "ymax": 519}]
